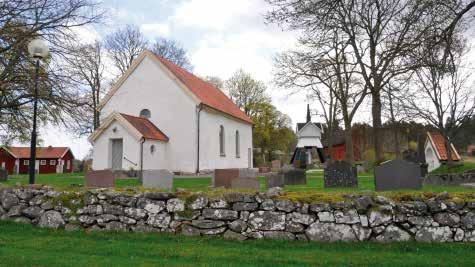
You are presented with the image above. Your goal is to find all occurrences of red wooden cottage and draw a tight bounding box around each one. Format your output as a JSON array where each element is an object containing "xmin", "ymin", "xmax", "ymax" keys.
[{"xmin": 0, "ymin": 146, "xmax": 74, "ymax": 175}]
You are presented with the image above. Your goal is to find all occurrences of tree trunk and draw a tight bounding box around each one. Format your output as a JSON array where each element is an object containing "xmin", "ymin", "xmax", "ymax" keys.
[
  {"xmin": 372, "ymin": 90, "xmax": 384, "ymax": 163},
  {"xmin": 445, "ymin": 137, "xmax": 454, "ymax": 169},
  {"xmin": 343, "ymin": 118, "xmax": 354, "ymax": 163},
  {"xmin": 327, "ymin": 126, "xmax": 335, "ymax": 163}
]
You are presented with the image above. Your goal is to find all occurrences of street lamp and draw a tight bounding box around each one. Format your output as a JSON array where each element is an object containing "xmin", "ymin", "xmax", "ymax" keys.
[{"xmin": 27, "ymin": 38, "xmax": 49, "ymax": 185}]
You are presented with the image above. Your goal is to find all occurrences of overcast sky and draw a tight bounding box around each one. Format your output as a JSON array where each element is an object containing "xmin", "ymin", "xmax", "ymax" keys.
[{"xmin": 27, "ymin": 0, "xmax": 473, "ymax": 159}]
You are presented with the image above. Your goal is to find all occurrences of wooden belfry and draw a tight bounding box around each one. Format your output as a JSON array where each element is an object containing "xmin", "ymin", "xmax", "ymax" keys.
[{"xmin": 290, "ymin": 104, "xmax": 325, "ymax": 168}]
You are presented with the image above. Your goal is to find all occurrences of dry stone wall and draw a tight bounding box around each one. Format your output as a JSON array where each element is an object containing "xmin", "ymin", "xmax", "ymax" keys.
[{"xmin": 1, "ymin": 186, "xmax": 475, "ymax": 242}]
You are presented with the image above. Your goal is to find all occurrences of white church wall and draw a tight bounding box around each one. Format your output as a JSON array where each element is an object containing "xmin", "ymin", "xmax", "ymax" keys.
[
  {"xmin": 142, "ymin": 139, "xmax": 169, "ymax": 170},
  {"xmin": 92, "ymin": 121, "xmax": 140, "ymax": 171},
  {"xmin": 100, "ymin": 55, "xmax": 198, "ymax": 173},
  {"xmin": 199, "ymin": 109, "xmax": 253, "ymax": 171}
]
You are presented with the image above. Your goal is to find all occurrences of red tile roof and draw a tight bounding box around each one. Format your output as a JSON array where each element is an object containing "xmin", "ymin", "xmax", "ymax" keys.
[
  {"xmin": 427, "ymin": 132, "xmax": 461, "ymax": 161},
  {"xmin": 2, "ymin": 147, "xmax": 72, "ymax": 159},
  {"xmin": 120, "ymin": 113, "xmax": 169, "ymax": 141},
  {"xmin": 154, "ymin": 54, "xmax": 253, "ymax": 124}
]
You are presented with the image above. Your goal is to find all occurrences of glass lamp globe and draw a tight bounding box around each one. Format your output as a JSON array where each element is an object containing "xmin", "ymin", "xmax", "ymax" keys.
[{"xmin": 28, "ymin": 38, "xmax": 49, "ymax": 59}]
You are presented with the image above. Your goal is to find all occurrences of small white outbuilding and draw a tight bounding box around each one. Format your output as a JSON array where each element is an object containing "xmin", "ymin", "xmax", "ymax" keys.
[
  {"xmin": 424, "ymin": 132, "xmax": 461, "ymax": 172},
  {"xmin": 89, "ymin": 50, "xmax": 254, "ymax": 174}
]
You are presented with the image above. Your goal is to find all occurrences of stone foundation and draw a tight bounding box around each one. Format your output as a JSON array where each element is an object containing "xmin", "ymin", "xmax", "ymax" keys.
[{"xmin": 1, "ymin": 186, "xmax": 474, "ymax": 242}]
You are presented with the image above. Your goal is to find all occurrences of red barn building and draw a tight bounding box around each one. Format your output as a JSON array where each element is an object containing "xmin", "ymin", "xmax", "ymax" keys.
[{"xmin": 0, "ymin": 146, "xmax": 74, "ymax": 175}]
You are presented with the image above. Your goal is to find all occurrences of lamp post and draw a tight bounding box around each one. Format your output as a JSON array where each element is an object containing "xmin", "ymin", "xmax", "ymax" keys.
[{"xmin": 27, "ymin": 38, "xmax": 49, "ymax": 185}]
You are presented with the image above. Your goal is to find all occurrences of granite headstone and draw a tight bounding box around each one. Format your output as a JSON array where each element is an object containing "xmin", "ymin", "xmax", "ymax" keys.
[
  {"xmin": 264, "ymin": 172, "xmax": 285, "ymax": 189},
  {"xmin": 142, "ymin": 169, "xmax": 174, "ymax": 190},
  {"xmin": 374, "ymin": 159, "xmax": 422, "ymax": 191},
  {"xmin": 85, "ymin": 170, "xmax": 115, "ymax": 188},
  {"xmin": 324, "ymin": 161, "xmax": 358, "ymax": 188},
  {"xmin": 0, "ymin": 168, "xmax": 7, "ymax": 181},
  {"xmin": 283, "ymin": 167, "xmax": 306, "ymax": 185}
]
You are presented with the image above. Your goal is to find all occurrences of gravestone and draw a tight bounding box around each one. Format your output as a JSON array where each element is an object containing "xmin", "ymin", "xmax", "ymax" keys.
[
  {"xmin": 213, "ymin": 168, "xmax": 258, "ymax": 188},
  {"xmin": 271, "ymin": 160, "xmax": 281, "ymax": 172},
  {"xmin": 283, "ymin": 167, "xmax": 306, "ymax": 185},
  {"xmin": 142, "ymin": 169, "xmax": 173, "ymax": 190},
  {"xmin": 374, "ymin": 159, "xmax": 422, "ymax": 191},
  {"xmin": 231, "ymin": 177, "xmax": 260, "ymax": 191},
  {"xmin": 85, "ymin": 170, "xmax": 115, "ymax": 188},
  {"xmin": 264, "ymin": 172, "xmax": 285, "ymax": 189},
  {"xmin": 258, "ymin": 167, "xmax": 270, "ymax": 173},
  {"xmin": 0, "ymin": 168, "xmax": 8, "ymax": 181},
  {"xmin": 324, "ymin": 161, "xmax": 358, "ymax": 188}
]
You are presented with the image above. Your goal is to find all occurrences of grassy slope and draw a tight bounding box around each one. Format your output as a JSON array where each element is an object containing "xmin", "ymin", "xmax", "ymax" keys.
[
  {"xmin": 1, "ymin": 172, "xmax": 474, "ymax": 193},
  {"xmin": 0, "ymin": 221, "xmax": 474, "ymax": 267},
  {"xmin": 430, "ymin": 161, "xmax": 475, "ymax": 175}
]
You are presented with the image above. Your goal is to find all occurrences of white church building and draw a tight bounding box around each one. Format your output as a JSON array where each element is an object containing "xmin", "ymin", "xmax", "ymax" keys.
[{"xmin": 89, "ymin": 50, "xmax": 253, "ymax": 174}]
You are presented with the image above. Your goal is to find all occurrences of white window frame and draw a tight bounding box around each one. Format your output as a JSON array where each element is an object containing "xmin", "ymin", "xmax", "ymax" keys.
[
  {"xmin": 40, "ymin": 160, "xmax": 46, "ymax": 166},
  {"xmin": 66, "ymin": 160, "xmax": 70, "ymax": 170},
  {"xmin": 23, "ymin": 160, "xmax": 29, "ymax": 166},
  {"xmin": 50, "ymin": 160, "xmax": 56, "ymax": 165}
]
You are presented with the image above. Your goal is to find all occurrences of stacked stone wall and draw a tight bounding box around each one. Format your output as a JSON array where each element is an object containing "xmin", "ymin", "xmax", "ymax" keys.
[{"xmin": 1, "ymin": 186, "xmax": 475, "ymax": 242}]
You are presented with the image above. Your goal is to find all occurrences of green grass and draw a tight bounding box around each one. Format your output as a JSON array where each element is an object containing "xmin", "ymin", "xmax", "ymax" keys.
[
  {"xmin": 0, "ymin": 221, "xmax": 473, "ymax": 267},
  {"xmin": 1, "ymin": 172, "xmax": 474, "ymax": 193},
  {"xmin": 430, "ymin": 161, "xmax": 475, "ymax": 175}
]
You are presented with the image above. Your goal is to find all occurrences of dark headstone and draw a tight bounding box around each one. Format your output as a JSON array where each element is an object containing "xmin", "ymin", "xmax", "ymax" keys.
[
  {"xmin": 231, "ymin": 178, "xmax": 260, "ymax": 191},
  {"xmin": 0, "ymin": 168, "xmax": 7, "ymax": 181},
  {"xmin": 324, "ymin": 161, "xmax": 358, "ymax": 188},
  {"xmin": 264, "ymin": 172, "xmax": 285, "ymax": 189},
  {"xmin": 283, "ymin": 168, "xmax": 306, "ymax": 185},
  {"xmin": 374, "ymin": 159, "xmax": 422, "ymax": 191},
  {"xmin": 85, "ymin": 170, "xmax": 115, "ymax": 188}
]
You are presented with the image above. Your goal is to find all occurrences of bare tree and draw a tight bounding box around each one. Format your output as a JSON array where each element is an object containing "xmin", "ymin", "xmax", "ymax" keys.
[
  {"xmin": 104, "ymin": 24, "xmax": 148, "ymax": 75},
  {"xmin": 406, "ymin": 45, "xmax": 474, "ymax": 167},
  {"xmin": 202, "ymin": 76, "xmax": 224, "ymax": 90},
  {"xmin": 274, "ymin": 29, "xmax": 367, "ymax": 163},
  {"xmin": 63, "ymin": 41, "xmax": 106, "ymax": 135},
  {"xmin": 0, "ymin": 0, "xmax": 103, "ymax": 142},
  {"xmin": 150, "ymin": 38, "xmax": 193, "ymax": 71},
  {"xmin": 225, "ymin": 69, "xmax": 271, "ymax": 117},
  {"xmin": 266, "ymin": 0, "xmax": 475, "ymax": 163}
]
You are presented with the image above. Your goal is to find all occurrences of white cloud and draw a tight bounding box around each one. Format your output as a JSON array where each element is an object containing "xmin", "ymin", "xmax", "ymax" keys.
[
  {"xmin": 172, "ymin": 0, "xmax": 263, "ymax": 31},
  {"xmin": 141, "ymin": 23, "xmax": 170, "ymax": 38},
  {"xmin": 73, "ymin": 25, "xmax": 101, "ymax": 43}
]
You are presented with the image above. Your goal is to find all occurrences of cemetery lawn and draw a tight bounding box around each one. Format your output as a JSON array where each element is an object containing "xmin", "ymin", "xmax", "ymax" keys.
[
  {"xmin": 0, "ymin": 221, "xmax": 474, "ymax": 267},
  {"xmin": 0, "ymin": 172, "xmax": 474, "ymax": 193},
  {"xmin": 430, "ymin": 161, "xmax": 475, "ymax": 174}
]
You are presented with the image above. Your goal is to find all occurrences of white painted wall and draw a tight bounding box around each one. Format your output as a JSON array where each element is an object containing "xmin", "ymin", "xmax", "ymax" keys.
[
  {"xmin": 425, "ymin": 141, "xmax": 441, "ymax": 172},
  {"xmin": 100, "ymin": 56, "xmax": 198, "ymax": 172},
  {"xmin": 199, "ymin": 108, "xmax": 253, "ymax": 171},
  {"xmin": 297, "ymin": 123, "xmax": 321, "ymax": 138},
  {"xmin": 143, "ymin": 139, "xmax": 169, "ymax": 170},
  {"xmin": 97, "ymin": 54, "xmax": 253, "ymax": 173},
  {"xmin": 92, "ymin": 121, "xmax": 139, "ymax": 170}
]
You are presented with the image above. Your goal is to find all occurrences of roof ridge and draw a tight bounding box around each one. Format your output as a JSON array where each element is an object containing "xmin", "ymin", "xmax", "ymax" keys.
[{"xmin": 152, "ymin": 53, "xmax": 253, "ymax": 124}]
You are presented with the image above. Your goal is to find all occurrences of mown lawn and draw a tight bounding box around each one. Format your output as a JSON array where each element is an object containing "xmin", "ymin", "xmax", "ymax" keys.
[
  {"xmin": 1, "ymin": 172, "xmax": 473, "ymax": 193},
  {"xmin": 430, "ymin": 161, "xmax": 475, "ymax": 174},
  {"xmin": 0, "ymin": 221, "xmax": 473, "ymax": 267}
]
